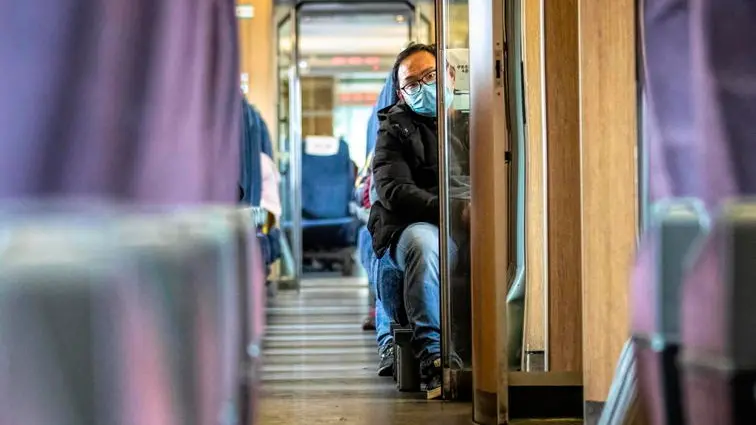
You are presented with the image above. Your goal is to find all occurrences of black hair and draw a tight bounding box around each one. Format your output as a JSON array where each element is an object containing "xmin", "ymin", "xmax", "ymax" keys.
[{"xmin": 391, "ymin": 43, "xmax": 437, "ymax": 93}]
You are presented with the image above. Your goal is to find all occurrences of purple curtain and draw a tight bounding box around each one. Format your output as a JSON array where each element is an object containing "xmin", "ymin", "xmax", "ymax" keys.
[
  {"xmin": 642, "ymin": 0, "xmax": 756, "ymax": 204},
  {"xmin": 690, "ymin": 0, "xmax": 756, "ymax": 203},
  {"xmin": 0, "ymin": 0, "xmax": 241, "ymax": 204},
  {"xmin": 641, "ymin": 0, "xmax": 700, "ymax": 201}
]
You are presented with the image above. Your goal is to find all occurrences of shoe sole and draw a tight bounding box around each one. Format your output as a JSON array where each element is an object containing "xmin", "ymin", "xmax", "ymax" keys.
[{"xmin": 426, "ymin": 387, "xmax": 442, "ymax": 400}]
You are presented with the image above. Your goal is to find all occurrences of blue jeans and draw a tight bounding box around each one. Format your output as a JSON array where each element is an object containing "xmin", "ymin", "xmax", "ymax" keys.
[
  {"xmin": 381, "ymin": 222, "xmax": 457, "ymax": 361},
  {"xmin": 358, "ymin": 226, "xmax": 393, "ymax": 349}
]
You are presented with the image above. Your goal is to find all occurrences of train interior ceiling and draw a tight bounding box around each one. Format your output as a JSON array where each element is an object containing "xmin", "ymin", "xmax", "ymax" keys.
[{"xmin": 3, "ymin": 0, "xmax": 752, "ymax": 424}]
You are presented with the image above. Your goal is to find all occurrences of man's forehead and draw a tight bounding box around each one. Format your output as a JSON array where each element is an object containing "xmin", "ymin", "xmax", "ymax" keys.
[{"xmin": 398, "ymin": 52, "xmax": 435, "ymax": 80}]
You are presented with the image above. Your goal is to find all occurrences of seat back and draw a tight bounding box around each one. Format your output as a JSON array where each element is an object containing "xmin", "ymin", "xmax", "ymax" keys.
[
  {"xmin": 680, "ymin": 200, "xmax": 756, "ymax": 425},
  {"xmin": 366, "ymin": 72, "xmax": 399, "ymax": 157},
  {"xmin": 301, "ymin": 137, "xmax": 354, "ymax": 219},
  {"xmin": 120, "ymin": 214, "xmax": 236, "ymax": 425},
  {"xmin": 632, "ymin": 198, "xmax": 709, "ymax": 425},
  {"xmin": 0, "ymin": 206, "xmax": 265, "ymax": 425},
  {"xmin": 240, "ymin": 100, "xmax": 263, "ymax": 206},
  {"xmin": 0, "ymin": 0, "xmax": 240, "ymax": 205},
  {"xmin": 0, "ymin": 218, "xmax": 174, "ymax": 425}
]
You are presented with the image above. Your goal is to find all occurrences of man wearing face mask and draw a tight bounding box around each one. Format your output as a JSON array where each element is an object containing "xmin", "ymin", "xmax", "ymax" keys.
[{"xmin": 368, "ymin": 43, "xmax": 470, "ymax": 398}]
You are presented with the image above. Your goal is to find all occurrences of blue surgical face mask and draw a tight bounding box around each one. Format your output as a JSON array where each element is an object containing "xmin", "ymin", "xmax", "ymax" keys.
[{"xmin": 404, "ymin": 82, "xmax": 455, "ymax": 117}]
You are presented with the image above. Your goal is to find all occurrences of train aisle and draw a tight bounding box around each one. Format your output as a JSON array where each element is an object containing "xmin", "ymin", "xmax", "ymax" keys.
[{"xmin": 258, "ymin": 277, "xmax": 470, "ymax": 425}]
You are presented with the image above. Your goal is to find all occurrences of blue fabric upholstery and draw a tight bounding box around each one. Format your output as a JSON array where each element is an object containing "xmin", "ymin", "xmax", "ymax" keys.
[
  {"xmin": 239, "ymin": 100, "xmax": 266, "ymax": 206},
  {"xmin": 255, "ymin": 109, "xmax": 274, "ymax": 158},
  {"xmin": 365, "ymin": 72, "xmax": 399, "ymax": 157},
  {"xmin": 282, "ymin": 217, "xmax": 357, "ymax": 229},
  {"xmin": 301, "ymin": 139, "xmax": 354, "ymax": 219},
  {"xmin": 302, "ymin": 219, "xmax": 360, "ymax": 250}
]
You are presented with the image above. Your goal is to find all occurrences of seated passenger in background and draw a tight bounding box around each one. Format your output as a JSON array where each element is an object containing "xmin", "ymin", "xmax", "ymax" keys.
[
  {"xmin": 355, "ymin": 157, "xmax": 377, "ymax": 331},
  {"xmin": 368, "ymin": 43, "xmax": 470, "ymax": 397},
  {"xmin": 355, "ymin": 156, "xmax": 397, "ymax": 376}
]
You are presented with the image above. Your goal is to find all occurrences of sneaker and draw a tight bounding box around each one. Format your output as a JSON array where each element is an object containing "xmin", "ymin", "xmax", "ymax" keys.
[
  {"xmin": 377, "ymin": 344, "xmax": 395, "ymax": 377},
  {"xmin": 420, "ymin": 353, "xmax": 464, "ymax": 400},
  {"xmin": 420, "ymin": 356, "xmax": 443, "ymax": 399}
]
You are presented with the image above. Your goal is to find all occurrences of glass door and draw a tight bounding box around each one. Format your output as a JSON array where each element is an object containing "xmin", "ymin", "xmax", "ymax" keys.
[
  {"xmin": 434, "ymin": 0, "xmax": 473, "ymax": 402},
  {"xmin": 276, "ymin": 10, "xmax": 303, "ymax": 288},
  {"xmin": 636, "ymin": 4, "xmax": 649, "ymax": 236},
  {"xmin": 414, "ymin": 8, "xmax": 434, "ymax": 44},
  {"xmin": 278, "ymin": 1, "xmax": 420, "ymax": 287},
  {"xmin": 504, "ymin": 0, "xmax": 526, "ymax": 376}
]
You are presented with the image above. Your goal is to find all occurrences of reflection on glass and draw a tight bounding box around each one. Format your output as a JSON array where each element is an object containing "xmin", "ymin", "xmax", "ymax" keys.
[
  {"xmin": 639, "ymin": 90, "xmax": 650, "ymax": 233},
  {"xmin": 416, "ymin": 14, "xmax": 433, "ymax": 44},
  {"xmin": 505, "ymin": 0, "xmax": 526, "ymax": 372},
  {"xmin": 413, "ymin": 0, "xmax": 436, "ymax": 44},
  {"xmin": 276, "ymin": 15, "xmax": 297, "ymax": 282},
  {"xmin": 438, "ymin": 0, "xmax": 472, "ymax": 375},
  {"xmin": 277, "ymin": 5, "xmax": 417, "ymax": 283},
  {"xmin": 277, "ymin": 17, "xmax": 292, "ymax": 222}
]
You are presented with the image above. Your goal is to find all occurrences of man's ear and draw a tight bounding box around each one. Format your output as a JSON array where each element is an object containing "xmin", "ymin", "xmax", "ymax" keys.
[
  {"xmin": 447, "ymin": 63, "xmax": 457, "ymax": 79},
  {"xmin": 447, "ymin": 66, "xmax": 457, "ymax": 89}
]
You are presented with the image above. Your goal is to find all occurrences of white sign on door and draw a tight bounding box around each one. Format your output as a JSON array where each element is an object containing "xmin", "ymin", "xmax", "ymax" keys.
[{"xmin": 447, "ymin": 49, "xmax": 470, "ymax": 111}]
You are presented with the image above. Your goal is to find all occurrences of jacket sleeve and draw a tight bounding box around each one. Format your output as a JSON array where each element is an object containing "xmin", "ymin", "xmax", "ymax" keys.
[{"xmin": 372, "ymin": 128, "xmax": 440, "ymax": 223}]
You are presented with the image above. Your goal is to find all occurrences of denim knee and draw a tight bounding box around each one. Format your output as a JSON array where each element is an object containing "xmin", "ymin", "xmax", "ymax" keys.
[
  {"xmin": 357, "ymin": 226, "xmax": 373, "ymax": 274},
  {"xmin": 395, "ymin": 224, "xmax": 441, "ymax": 271},
  {"xmin": 374, "ymin": 254, "xmax": 406, "ymax": 325}
]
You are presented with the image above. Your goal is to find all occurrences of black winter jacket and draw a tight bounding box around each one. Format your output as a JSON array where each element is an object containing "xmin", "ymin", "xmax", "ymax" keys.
[{"xmin": 368, "ymin": 103, "xmax": 469, "ymax": 258}]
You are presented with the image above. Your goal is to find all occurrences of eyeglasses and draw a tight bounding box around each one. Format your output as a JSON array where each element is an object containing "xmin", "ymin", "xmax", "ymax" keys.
[{"xmin": 400, "ymin": 69, "xmax": 437, "ymax": 95}]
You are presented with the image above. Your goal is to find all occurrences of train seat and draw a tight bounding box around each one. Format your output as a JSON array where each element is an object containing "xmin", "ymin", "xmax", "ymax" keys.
[
  {"xmin": 240, "ymin": 99, "xmax": 263, "ymax": 207},
  {"xmin": 0, "ymin": 206, "xmax": 265, "ymax": 425},
  {"xmin": 298, "ymin": 136, "xmax": 360, "ymax": 274},
  {"xmin": 302, "ymin": 136, "xmax": 353, "ymax": 220},
  {"xmin": 0, "ymin": 216, "xmax": 141, "ymax": 425},
  {"xmin": 680, "ymin": 200, "xmax": 756, "ymax": 425},
  {"xmin": 632, "ymin": 198, "xmax": 709, "ymax": 425},
  {"xmin": 240, "ymin": 101, "xmax": 281, "ymax": 278}
]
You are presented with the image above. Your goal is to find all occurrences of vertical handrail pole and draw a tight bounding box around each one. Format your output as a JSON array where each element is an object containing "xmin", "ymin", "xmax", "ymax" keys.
[{"xmin": 433, "ymin": 0, "xmax": 453, "ymax": 388}]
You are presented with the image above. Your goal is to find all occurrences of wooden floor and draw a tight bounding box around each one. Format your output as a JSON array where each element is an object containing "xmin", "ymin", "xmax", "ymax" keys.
[
  {"xmin": 257, "ymin": 276, "xmax": 583, "ymax": 425},
  {"xmin": 257, "ymin": 276, "xmax": 472, "ymax": 425}
]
